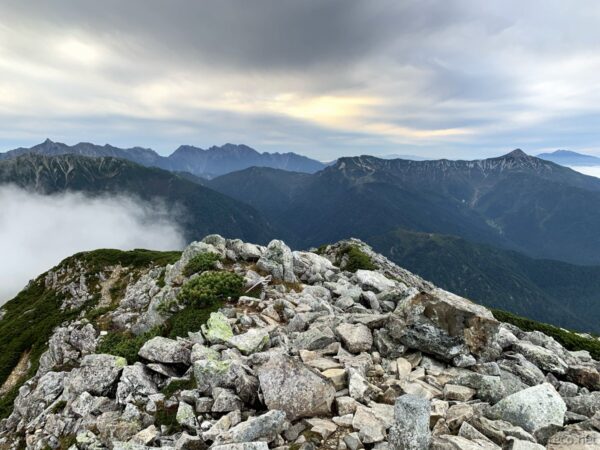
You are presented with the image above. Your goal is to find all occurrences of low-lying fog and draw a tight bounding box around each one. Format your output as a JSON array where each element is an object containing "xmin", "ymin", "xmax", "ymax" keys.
[
  {"xmin": 570, "ymin": 166, "xmax": 600, "ymax": 178},
  {"xmin": 0, "ymin": 185, "xmax": 185, "ymax": 304}
]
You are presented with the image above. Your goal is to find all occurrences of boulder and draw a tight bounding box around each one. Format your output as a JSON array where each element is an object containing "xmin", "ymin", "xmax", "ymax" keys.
[
  {"xmin": 211, "ymin": 444, "xmax": 268, "ymax": 450},
  {"xmin": 202, "ymin": 312, "xmax": 234, "ymax": 344},
  {"xmin": 227, "ymin": 328, "xmax": 270, "ymax": 356},
  {"xmin": 256, "ymin": 240, "xmax": 297, "ymax": 283},
  {"xmin": 513, "ymin": 341, "xmax": 568, "ymax": 375},
  {"xmin": 64, "ymin": 354, "xmax": 125, "ymax": 398},
  {"xmin": 257, "ymin": 353, "xmax": 335, "ymax": 420},
  {"xmin": 176, "ymin": 402, "xmax": 198, "ymax": 429},
  {"xmin": 222, "ymin": 410, "xmax": 287, "ymax": 443},
  {"xmin": 389, "ymin": 290, "xmax": 501, "ymax": 362},
  {"xmin": 138, "ymin": 337, "xmax": 191, "ymax": 364},
  {"xmin": 352, "ymin": 405, "xmax": 387, "ymax": 444},
  {"xmin": 293, "ymin": 251, "xmax": 336, "ymax": 283},
  {"xmin": 336, "ymin": 323, "xmax": 373, "ymax": 353},
  {"xmin": 355, "ymin": 270, "xmax": 396, "ymax": 293},
  {"xmin": 488, "ymin": 383, "xmax": 567, "ymax": 433},
  {"xmin": 116, "ymin": 363, "xmax": 158, "ymax": 404},
  {"xmin": 388, "ymin": 395, "xmax": 431, "ymax": 450},
  {"xmin": 566, "ymin": 366, "xmax": 600, "ymax": 391}
]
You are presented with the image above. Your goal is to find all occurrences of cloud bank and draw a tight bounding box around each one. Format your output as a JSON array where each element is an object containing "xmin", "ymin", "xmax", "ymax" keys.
[
  {"xmin": 2, "ymin": 1, "xmax": 600, "ymax": 159},
  {"xmin": 0, "ymin": 185, "xmax": 185, "ymax": 304}
]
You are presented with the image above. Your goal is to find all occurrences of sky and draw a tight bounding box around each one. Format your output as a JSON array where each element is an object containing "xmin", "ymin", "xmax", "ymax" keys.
[{"xmin": 2, "ymin": 1, "xmax": 600, "ymax": 160}]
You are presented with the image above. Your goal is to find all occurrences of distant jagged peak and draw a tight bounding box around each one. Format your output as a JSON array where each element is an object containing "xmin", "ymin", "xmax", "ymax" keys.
[{"xmin": 502, "ymin": 148, "xmax": 529, "ymax": 159}]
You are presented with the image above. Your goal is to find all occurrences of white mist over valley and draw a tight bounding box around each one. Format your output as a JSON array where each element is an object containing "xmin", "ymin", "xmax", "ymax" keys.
[{"xmin": 0, "ymin": 185, "xmax": 185, "ymax": 304}]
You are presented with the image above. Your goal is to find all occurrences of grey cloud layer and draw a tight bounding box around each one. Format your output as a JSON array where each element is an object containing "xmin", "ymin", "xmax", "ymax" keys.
[
  {"xmin": 2, "ymin": 0, "xmax": 600, "ymax": 159},
  {"xmin": 0, "ymin": 185, "xmax": 185, "ymax": 304}
]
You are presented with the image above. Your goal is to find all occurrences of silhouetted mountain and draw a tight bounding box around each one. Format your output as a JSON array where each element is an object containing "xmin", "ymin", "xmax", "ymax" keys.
[
  {"xmin": 0, "ymin": 140, "xmax": 325, "ymax": 178},
  {"xmin": 537, "ymin": 149, "xmax": 600, "ymax": 166},
  {"xmin": 168, "ymin": 143, "xmax": 325, "ymax": 178},
  {"xmin": 0, "ymin": 154, "xmax": 274, "ymax": 243},
  {"xmin": 369, "ymin": 228, "xmax": 600, "ymax": 333},
  {"xmin": 209, "ymin": 150, "xmax": 600, "ymax": 264}
]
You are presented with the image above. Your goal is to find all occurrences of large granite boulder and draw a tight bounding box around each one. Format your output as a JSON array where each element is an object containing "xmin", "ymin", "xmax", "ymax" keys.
[
  {"xmin": 138, "ymin": 337, "xmax": 191, "ymax": 365},
  {"xmin": 388, "ymin": 394, "xmax": 431, "ymax": 450},
  {"xmin": 257, "ymin": 353, "xmax": 335, "ymax": 420},
  {"xmin": 256, "ymin": 240, "xmax": 297, "ymax": 283},
  {"xmin": 488, "ymin": 383, "xmax": 567, "ymax": 433},
  {"xmin": 389, "ymin": 289, "xmax": 501, "ymax": 362}
]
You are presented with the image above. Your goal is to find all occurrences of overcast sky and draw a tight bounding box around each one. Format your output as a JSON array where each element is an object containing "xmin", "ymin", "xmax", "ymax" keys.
[{"xmin": 2, "ymin": 0, "xmax": 600, "ymax": 160}]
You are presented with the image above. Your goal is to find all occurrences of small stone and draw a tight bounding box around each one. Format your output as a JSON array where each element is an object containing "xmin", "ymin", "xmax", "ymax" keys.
[
  {"xmin": 306, "ymin": 418, "xmax": 338, "ymax": 440},
  {"xmin": 336, "ymin": 396, "xmax": 359, "ymax": 416},
  {"xmin": 444, "ymin": 384, "xmax": 476, "ymax": 402},
  {"xmin": 176, "ymin": 402, "xmax": 198, "ymax": 429},
  {"xmin": 322, "ymin": 368, "xmax": 347, "ymax": 390},
  {"xmin": 336, "ymin": 323, "xmax": 373, "ymax": 354},
  {"xmin": 352, "ymin": 406, "xmax": 386, "ymax": 444}
]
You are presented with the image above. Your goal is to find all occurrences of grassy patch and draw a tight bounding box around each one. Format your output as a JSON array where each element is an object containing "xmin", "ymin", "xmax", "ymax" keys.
[
  {"xmin": 96, "ymin": 327, "xmax": 161, "ymax": 364},
  {"xmin": 492, "ymin": 308, "xmax": 600, "ymax": 360},
  {"xmin": 67, "ymin": 249, "xmax": 182, "ymax": 273},
  {"xmin": 161, "ymin": 377, "xmax": 197, "ymax": 398},
  {"xmin": 341, "ymin": 245, "xmax": 376, "ymax": 272},
  {"xmin": 163, "ymin": 303, "xmax": 223, "ymax": 339},
  {"xmin": 155, "ymin": 404, "xmax": 182, "ymax": 434},
  {"xmin": 0, "ymin": 281, "xmax": 92, "ymax": 419}
]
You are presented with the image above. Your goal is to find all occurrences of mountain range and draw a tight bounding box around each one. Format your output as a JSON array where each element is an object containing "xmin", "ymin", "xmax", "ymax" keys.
[
  {"xmin": 0, "ymin": 139, "xmax": 325, "ymax": 178},
  {"xmin": 4, "ymin": 146, "xmax": 600, "ymax": 332},
  {"xmin": 369, "ymin": 228, "xmax": 600, "ymax": 333},
  {"xmin": 537, "ymin": 149, "xmax": 600, "ymax": 166},
  {"xmin": 0, "ymin": 153, "xmax": 274, "ymax": 244},
  {"xmin": 208, "ymin": 149, "xmax": 600, "ymax": 265}
]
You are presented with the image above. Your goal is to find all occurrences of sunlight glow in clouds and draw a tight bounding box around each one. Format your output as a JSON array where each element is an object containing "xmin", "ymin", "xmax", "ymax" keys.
[
  {"xmin": 0, "ymin": 185, "xmax": 185, "ymax": 304},
  {"xmin": 2, "ymin": 1, "xmax": 600, "ymax": 158}
]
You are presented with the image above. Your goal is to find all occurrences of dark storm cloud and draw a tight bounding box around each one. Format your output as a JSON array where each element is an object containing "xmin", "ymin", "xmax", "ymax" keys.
[{"xmin": 2, "ymin": 0, "xmax": 600, "ymax": 159}]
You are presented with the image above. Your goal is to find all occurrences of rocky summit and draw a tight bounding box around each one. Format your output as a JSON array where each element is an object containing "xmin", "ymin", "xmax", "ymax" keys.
[{"xmin": 1, "ymin": 237, "xmax": 599, "ymax": 450}]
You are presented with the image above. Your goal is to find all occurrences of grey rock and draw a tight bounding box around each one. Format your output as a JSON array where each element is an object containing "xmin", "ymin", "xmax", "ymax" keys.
[
  {"xmin": 257, "ymin": 353, "xmax": 335, "ymax": 420},
  {"xmin": 176, "ymin": 402, "xmax": 198, "ymax": 429},
  {"xmin": 222, "ymin": 410, "xmax": 287, "ymax": 443},
  {"xmin": 116, "ymin": 363, "xmax": 158, "ymax": 405},
  {"xmin": 336, "ymin": 323, "xmax": 373, "ymax": 354},
  {"xmin": 138, "ymin": 336, "xmax": 191, "ymax": 364},
  {"xmin": 352, "ymin": 405, "xmax": 386, "ymax": 444},
  {"xmin": 513, "ymin": 341, "xmax": 568, "ymax": 375},
  {"xmin": 546, "ymin": 429, "xmax": 600, "ymax": 449},
  {"xmin": 390, "ymin": 290, "xmax": 500, "ymax": 362},
  {"xmin": 355, "ymin": 270, "xmax": 396, "ymax": 293},
  {"xmin": 488, "ymin": 383, "xmax": 567, "ymax": 433},
  {"xmin": 388, "ymin": 394, "xmax": 431, "ymax": 450},
  {"xmin": 227, "ymin": 328, "xmax": 270, "ymax": 356},
  {"xmin": 211, "ymin": 444, "xmax": 269, "ymax": 450},
  {"xmin": 64, "ymin": 354, "xmax": 126, "ymax": 398},
  {"xmin": 453, "ymin": 371, "xmax": 528, "ymax": 404},
  {"xmin": 565, "ymin": 392, "xmax": 600, "ymax": 417},
  {"xmin": 294, "ymin": 326, "xmax": 337, "ymax": 351},
  {"xmin": 256, "ymin": 240, "xmax": 297, "ymax": 283}
]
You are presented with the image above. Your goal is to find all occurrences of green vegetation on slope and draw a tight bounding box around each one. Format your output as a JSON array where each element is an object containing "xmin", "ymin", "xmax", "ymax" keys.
[
  {"xmin": 492, "ymin": 309, "xmax": 600, "ymax": 360},
  {"xmin": 0, "ymin": 248, "xmax": 181, "ymax": 419},
  {"xmin": 177, "ymin": 271, "xmax": 244, "ymax": 307},
  {"xmin": 183, "ymin": 252, "xmax": 220, "ymax": 277},
  {"xmin": 369, "ymin": 228, "xmax": 600, "ymax": 334}
]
